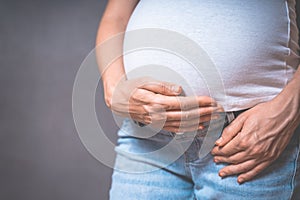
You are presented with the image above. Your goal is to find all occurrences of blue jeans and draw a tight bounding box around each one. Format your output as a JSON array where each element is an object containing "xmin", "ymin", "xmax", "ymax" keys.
[{"xmin": 109, "ymin": 118, "xmax": 300, "ymax": 200}]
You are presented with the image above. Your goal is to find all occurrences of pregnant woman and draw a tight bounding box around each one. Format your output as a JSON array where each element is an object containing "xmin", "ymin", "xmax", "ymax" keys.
[{"xmin": 96, "ymin": 0, "xmax": 300, "ymax": 199}]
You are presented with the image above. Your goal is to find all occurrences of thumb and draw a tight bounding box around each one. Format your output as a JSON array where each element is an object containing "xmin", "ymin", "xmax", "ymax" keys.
[
  {"xmin": 215, "ymin": 114, "xmax": 246, "ymax": 147},
  {"xmin": 139, "ymin": 81, "xmax": 182, "ymax": 96}
]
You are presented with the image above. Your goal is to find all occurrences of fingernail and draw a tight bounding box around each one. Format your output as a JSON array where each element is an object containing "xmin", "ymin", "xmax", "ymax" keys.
[
  {"xmin": 215, "ymin": 137, "xmax": 223, "ymax": 145},
  {"xmin": 238, "ymin": 177, "xmax": 244, "ymax": 184},
  {"xmin": 214, "ymin": 158, "xmax": 219, "ymax": 163},
  {"xmin": 171, "ymin": 85, "xmax": 181, "ymax": 93},
  {"xmin": 199, "ymin": 125, "xmax": 204, "ymax": 130},
  {"xmin": 219, "ymin": 172, "xmax": 226, "ymax": 177}
]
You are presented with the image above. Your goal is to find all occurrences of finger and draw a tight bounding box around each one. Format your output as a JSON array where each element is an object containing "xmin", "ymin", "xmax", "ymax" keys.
[
  {"xmin": 138, "ymin": 80, "xmax": 182, "ymax": 96},
  {"xmin": 116, "ymin": 95, "xmax": 220, "ymax": 125},
  {"xmin": 130, "ymin": 88, "xmax": 157, "ymax": 104},
  {"xmin": 165, "ymin": 106, "xmax": 220, "ymax": 121},
  {"xmin": 163, "ymin": 114, "xmax": 219, "ymax": 128},
  {"xmin": 211, "ymin": 134, "xmax": 244, "ymax": 156},
  {"xmin": 111, "ymin": 101, "xmax": 148, "ymax": 117},
  {"xmin": 218, "ymin": 159, "xmax": 257, "ymax": 178},
  {"xmin": 178, "ymin": 96, "xmax": 218, "ymax": 110},
  {"xmin": 152, "ymin": 95, "xmax": 218, "ymax": 111},
  {"xmin": 130, "ymin": 113, "xmax": 152, "ymax": 125},
  {"xmin": 132, "ymin": 93, "xmax": 218, "ymax": 111},
  {"xmin": 112, "ymin": 101, "xmax": 151, "ymax": 117},
  {"xmin": 163, "ymin": 124, "xmax": 205, "ymax": 133},
  {"xmin": 215, "ymin": 114, "xmax": 247, "ymax": 146},
  {"xmin": 237, "ymin": 161, "xmax": 271, "ymax": 184},
  {"xmin": 213, "ymin": 151, "xmax": 250, "ymax": 164}
]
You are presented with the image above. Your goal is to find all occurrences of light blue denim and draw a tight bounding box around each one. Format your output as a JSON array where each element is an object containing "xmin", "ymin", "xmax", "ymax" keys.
[{"xmin": 109, "ymin": 118, "xmax": 300, "ymax": 200}]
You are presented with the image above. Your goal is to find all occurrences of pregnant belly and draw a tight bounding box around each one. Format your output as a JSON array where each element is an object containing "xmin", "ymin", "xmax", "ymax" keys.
[{"xmin": 123, "ymin": 0, "xmax": 297, "ymax": 111}]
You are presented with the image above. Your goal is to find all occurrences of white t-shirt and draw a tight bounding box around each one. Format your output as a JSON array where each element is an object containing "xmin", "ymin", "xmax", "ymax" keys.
[{"xmin": 123, "ymin": 0, "xmax": 300, "ymax": 111}]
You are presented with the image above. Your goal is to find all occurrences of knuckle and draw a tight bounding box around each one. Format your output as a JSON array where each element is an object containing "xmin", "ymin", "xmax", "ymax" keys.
[
  {"xmin": 143, "ymin": 115, "xmax": 152, "ymax": 124},
  {"xmin": 222, "ymin": 126, "xmax": 236, "ymax": 137},
  {"xmin": 142, "ymin": 104, "xmax": 151, "ymax": 113},
  {"xmin": 237, "ymin": 116, "xmax": 246, "ymax": 124},
  {"xmin": 268, "ymin": 152, "xmax": 278, "ymax": 161},
  {"xmin": 138, "ymin": 105, "xmax": 150, "ymax": 117},
  {"xmin": 163, "ymin": 102, "xmax": 171, "ymax": 110},
  {"xmin": 252, "ymin": 147, "xmax": 261, "ymax": 155},
  {"xmin": 238, "ymin": 141, "xmax": 248, "ymax": 149},
  {"xmin": 158, "ymin": 100, "xmax": 171, "ymax": 110},
  {"xmin": 160, "ymin": 83, "xmax": 168, "ymax": 94},
  {"xmin": 222, "ymin": 127, "xmax": 230, "ymax": 137},
  {"xmin": 239, "ymin": 165, "xmax": 249, "ymax": 172},
  {"xmin": 152, "ymin": 95, "xmax": 162, "ymax": 103},
  {"xmin": 131, "ymin": 90, "xmax": 141, "ymax": 101},
  {"xmin": 246, "ymin": 117, "xmax": 258, "ymax": 127},
  {"xmin": 252, "ymin": 168, "xmax": 260, "ymax": 175},
  {"xmin": 236, "ymin": 114, "xmax": 247, "ymax": 123}
]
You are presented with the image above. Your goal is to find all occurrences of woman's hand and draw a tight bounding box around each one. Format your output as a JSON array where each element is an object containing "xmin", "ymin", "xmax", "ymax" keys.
[
  {"xmin": 107, "ymin": 77, "xmax": 223, "ymax": 133},
  {"xmin": 211, "ymin": 88, "xmax": 300, "ymax": 184}
]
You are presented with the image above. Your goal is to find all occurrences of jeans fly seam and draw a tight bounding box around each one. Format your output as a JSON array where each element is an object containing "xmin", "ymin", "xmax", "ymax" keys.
[{"xmin": 184, "ymin": 151, "xmax": 193, "ymax": 179}]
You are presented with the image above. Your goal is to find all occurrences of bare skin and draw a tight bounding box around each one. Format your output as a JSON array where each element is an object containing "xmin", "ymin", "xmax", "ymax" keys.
[
  {"xmin": 212, "ymin": 68, "xmax": 300, "ymax": 183},
  {"xmin": 96, "ymin": 0, "xmax": 222, "ymax": 133},
  {"xmin": 97, "ymin": 0, "xmax": 300, "ymax": 183}
]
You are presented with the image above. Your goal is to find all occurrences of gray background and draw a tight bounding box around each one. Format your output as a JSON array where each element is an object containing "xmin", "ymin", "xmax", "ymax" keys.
[
  {"xmin": 1, "ymin": 1, "xmax": 300, "ymax": 200},
  {"xmin": 0, "ymin": 0, "xmax": 117, "ymax": 200}
]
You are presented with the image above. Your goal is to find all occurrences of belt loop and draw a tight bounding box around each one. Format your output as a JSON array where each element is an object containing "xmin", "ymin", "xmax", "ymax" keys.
[{"xmin": 226, "ymin": 112, "xmax": 235, "ymax": 124}]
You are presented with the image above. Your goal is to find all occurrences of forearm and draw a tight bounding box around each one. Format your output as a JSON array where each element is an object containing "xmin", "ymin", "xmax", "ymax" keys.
[
  {"xmin": 96, "ymin": 18, "xmax": 127, "ymax": 106},
  {"xmin": 95, "ymin": 0, "xmax": 139, "ymax": 106},
  {"xmin": 274, "ymin": 65, "xmax": 300, "ymax": 125}
]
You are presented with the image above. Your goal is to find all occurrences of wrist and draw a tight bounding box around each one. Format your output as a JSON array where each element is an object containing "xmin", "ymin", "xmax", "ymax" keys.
[
  {"xmin": 287, "ymin": 78, "xmax": 300, "ymax": 101},
  {"xmin": 276, "ymin": 78, "xmax": 300, "ymax": 105},
  {"xmin": 273, "ymin": 79, "xmax": 300, "ymax": 126},
  {"xmin": 103, "ymin": 83, "xmax": 117, "ymax": 108},
  {"xmin": 103, "ymin": 76, "xmax": 126, "ymax": 108}
]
